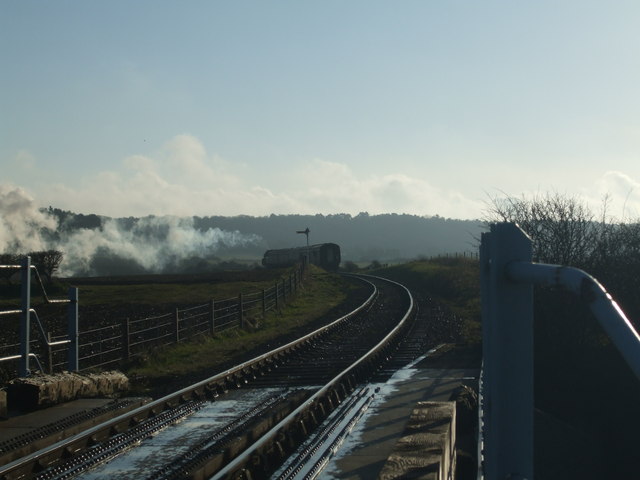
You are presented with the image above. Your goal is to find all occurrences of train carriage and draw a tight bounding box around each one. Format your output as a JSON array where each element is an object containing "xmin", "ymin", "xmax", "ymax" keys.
[{"xmin": 262, "ymin": 243, "xmax": 341, "ymax": 271}]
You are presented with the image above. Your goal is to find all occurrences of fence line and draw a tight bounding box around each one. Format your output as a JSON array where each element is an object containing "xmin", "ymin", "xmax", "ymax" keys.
[
  {"xmin": 76, "ymin": 263, "xmax": 307, "ymax": 370},
  {"xmin": 0, "ymin": 259, "xmax": 306, "ymax": 376}
]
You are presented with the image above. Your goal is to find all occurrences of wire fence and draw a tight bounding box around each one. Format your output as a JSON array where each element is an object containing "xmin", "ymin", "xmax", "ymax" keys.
[
  {"xmin": 0, "ymin": 259, "xmax": 307, "ymax": 376},
  {"xmin": 75, "ymin": 264, "xmax": 306, "ymax": 371}
]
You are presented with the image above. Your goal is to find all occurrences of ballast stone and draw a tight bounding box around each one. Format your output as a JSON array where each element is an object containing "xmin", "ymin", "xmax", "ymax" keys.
[{"xmin": 7, "ymin": 371, "xmax": 129, "ymax": 410}]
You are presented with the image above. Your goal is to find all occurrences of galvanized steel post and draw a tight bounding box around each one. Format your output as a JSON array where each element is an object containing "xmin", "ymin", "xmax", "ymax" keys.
[
  {"xmin": 68, "ymin": 287, "xmax": 79, "ymax": 371},
  {"xmin": 481, "ymin": 223, "xmax": 534, "ymax": 480},
  {"xmin": 19, "ymin": 256, "xmax": 32, "ymax": 377}
]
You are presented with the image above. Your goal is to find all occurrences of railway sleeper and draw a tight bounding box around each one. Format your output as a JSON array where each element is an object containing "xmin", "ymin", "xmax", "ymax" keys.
[{"xmin": 186, "ymin": 391, "xmax": 311, "ymax": 480}]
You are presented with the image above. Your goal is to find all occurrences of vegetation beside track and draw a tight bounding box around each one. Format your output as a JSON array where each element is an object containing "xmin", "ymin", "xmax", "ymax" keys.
[
  {"xmin": 123, "ymin": 267, "xmax": 368, "ymax": 396},
  {"xmin": 366, "ymin": 257, "xmax": 481, "ymax": 343}
]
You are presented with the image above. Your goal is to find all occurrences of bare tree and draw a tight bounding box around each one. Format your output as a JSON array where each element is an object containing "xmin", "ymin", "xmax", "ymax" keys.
[
  {"xmin": 28, "ymin": 250, "xmax": 64, "ymax": 282},
  {"xmin": 484, "ymin": 192, "xmax": 603, "ymax": 268},
  {"xmin": 0, "ymin": 253, "xmax": 21, "ymax": 284}
]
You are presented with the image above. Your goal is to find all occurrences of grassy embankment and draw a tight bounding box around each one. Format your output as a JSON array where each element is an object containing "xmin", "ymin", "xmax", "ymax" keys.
[
  {"xmin": 119, "ymin": 266, "xmax": 361, "ymax": 393},
  {"xmin": 1, "ymin": 259, "xmax": 481, "ymax": 394},
  {"xmin": 371, "ymin": 257, "xmax": 481, "ymax": 343}
]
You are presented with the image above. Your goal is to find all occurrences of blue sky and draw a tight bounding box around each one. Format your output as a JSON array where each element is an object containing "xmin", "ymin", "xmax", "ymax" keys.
[{"xmin": 2, "ymin": 1, "xmax": 640, "ymax": 220}]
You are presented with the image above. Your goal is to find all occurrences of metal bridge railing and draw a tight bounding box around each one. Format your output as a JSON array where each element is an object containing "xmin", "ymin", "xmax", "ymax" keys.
[{"xmin": 479, "ymin": 222, "xmax": 640, "ymax": 480}]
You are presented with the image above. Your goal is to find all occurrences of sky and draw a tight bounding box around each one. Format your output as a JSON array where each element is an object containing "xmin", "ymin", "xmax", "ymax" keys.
[{"xmin": 2, "ymin": 1, "xmax": 640, "ymax": 221}]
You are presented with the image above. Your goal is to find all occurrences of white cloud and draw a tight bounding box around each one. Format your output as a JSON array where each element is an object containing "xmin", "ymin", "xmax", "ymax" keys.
[
  {"xmin": 591, "ymin": 170, "xmax": 640, "ymax": 220},
  {"xmin": 20, "ymin": 135, "xmax": 484, "ymax": 219}
]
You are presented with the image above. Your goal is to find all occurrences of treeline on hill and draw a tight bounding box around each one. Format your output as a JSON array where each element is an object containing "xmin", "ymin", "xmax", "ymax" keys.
[
  {"xmin": 486, "ymin": 193, "xmax": 640, "ymax": 477},
  {"xmin": 44, "ymin": 208, "xmax": 481, "ymax": 260}
]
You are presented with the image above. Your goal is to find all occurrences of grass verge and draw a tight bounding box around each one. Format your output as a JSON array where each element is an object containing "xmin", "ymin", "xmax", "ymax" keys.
[
  {"xmin": 369, "ymin": 257, "xmax": 481, "ymax": 343},
  {"xmin": 124, "ymin": 268, "xmax": 362, "ymax": 395}
]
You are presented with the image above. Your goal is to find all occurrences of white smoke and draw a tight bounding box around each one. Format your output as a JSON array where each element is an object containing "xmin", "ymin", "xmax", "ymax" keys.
[
  {"xmin": 0, "ymin": 184, "xmax": 57, "ymax": 252},
  {"xmin": 59, "ymin": 216, "xmax": 262, "ymax": 276},
  {"xmin": 0, "ymin": 185, "xmax": 262, "ymax": 276}
]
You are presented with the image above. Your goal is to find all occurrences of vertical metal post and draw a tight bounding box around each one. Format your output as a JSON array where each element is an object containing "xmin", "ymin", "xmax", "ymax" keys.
[
  {"xmin": 482, "ymin": 223, "xmax": 534, "ymax": 479},
  {"xmin": 68, "ymin": 287, "xmax": 79, "ymax": 371},
  {"xmin": 47, "ymin": 332, "xmax": 53, "ymax": 374},
  {"xmin": 261, "ymin": 289, "xmax": 266, "ymax": 317},
  {"xmin": 275, "ymin": 282, "xmax": 279, "ymax": 310},
  {"xmin": 238, "ymin": 293, "xmax": 244, "ymax": 329},
  {"xmin": 210, "ymin": 299, "xmax": 215, "ymax": 335},
  {"xmin": 20, "ymin": 256, "xmax": 31, "ymax": 377}
]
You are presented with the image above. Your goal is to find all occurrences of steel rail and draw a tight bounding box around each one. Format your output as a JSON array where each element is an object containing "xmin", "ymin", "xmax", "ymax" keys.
[
  {"xmin": 211, "ymin": 274, "xmax": 415, "ymax": 480},
  {"xmin": 0, "ymin": 277, "xmax": 379, "ymax": 480}
]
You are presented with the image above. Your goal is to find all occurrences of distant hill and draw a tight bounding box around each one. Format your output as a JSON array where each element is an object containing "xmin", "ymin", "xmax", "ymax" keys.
[
  {"xmin": 42, "ymin": 208, "xmax": 484, "ymax": 276},
  {"xmin": 193, "ymin": 212, "xmax": 484, "ymax": 261}
]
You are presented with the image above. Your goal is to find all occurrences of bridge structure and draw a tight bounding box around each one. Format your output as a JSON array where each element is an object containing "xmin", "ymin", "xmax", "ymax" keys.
[{"xmin": 479, "ymin": 222, "xmax": 640, "ymax": 479}]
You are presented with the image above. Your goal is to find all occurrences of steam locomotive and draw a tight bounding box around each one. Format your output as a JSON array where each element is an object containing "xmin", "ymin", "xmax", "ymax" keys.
[{"xmin": 262, "ymin": 243, "xmax": 341, "ymax": 271}]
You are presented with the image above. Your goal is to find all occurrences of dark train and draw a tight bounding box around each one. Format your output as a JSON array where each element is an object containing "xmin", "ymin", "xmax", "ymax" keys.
[{"xmin": 262, "ymin": 243, "xmax": 341, "ymax": 271}]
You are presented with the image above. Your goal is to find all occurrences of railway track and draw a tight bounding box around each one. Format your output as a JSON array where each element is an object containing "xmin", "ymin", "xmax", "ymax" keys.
[{"xmin": 1, "ymin": 274, "xmax": 421, "ymax": 480}]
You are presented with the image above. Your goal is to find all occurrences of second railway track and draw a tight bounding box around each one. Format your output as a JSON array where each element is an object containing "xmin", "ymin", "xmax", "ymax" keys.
[{"xmin": 1, "ymin": 274, "xmax": 420, "ymax": 480}]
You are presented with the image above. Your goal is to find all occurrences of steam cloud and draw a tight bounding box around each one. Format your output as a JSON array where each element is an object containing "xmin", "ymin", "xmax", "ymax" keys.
[{"xmin": 0, "ymin": 185, "xmax": 262, "ymax": 277}]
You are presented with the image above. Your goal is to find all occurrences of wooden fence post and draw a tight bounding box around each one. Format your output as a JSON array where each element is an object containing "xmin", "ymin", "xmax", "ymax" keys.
[
  {"xmin": 209, "ymin": 299, "xmax": 215, "ymax": 335},
  {"xmin": 174, "ymin": 308, "xmax": 180, "ymax": 343},
  {"xmin": 282, "ymin": 279, "xmax": 286, "ymax": 304},
  {"xmin": 122, "ymin": 318, "xmax": 130, "ymax": 360}
]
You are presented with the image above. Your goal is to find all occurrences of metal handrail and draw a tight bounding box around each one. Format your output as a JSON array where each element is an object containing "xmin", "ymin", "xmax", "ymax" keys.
[
  {"xmin": 480, "ymin": 222, "xmax": 640, "ymax": 480},
  {"xmin": 507, "ymin": 261, "xmax": 640, "ymax": 380}
]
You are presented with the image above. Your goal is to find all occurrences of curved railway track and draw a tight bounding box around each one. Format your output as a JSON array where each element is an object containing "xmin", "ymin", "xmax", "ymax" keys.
[{"xmin": 1, "ymin": 274, "xmax": 420, "ymax": 480}]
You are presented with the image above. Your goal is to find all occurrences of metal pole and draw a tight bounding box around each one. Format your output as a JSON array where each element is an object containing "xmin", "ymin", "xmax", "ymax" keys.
[
  {"xmin": 47, "ymin": 332, "xmax": 53, "ymax": 374},
  {"xmin": 238, "ymin": 293, "xmax": 244, "ymax": 329},
  {"xmin": 482, "ymin": 223, "xmax": 534, "ymax": 480},
  {"xmin": 20, "ymin": 256, "xmax": 31, "ymax": 377},
  {"xmin": 68, "ymin": 287, "xmax": 79, "ymax": 371}
]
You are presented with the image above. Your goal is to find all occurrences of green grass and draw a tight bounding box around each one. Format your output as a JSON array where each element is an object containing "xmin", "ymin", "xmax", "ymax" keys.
[
  {"xmin": 125, "ymin": 268, "xmax": 356, "ymax": 393},
  {"xmin": 369, "ymin": 257, "xmax": 481, "ymax": 343},
  {"xmin": 0, "ymin": 269, "xmax": 295, "ymax": 307}
]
